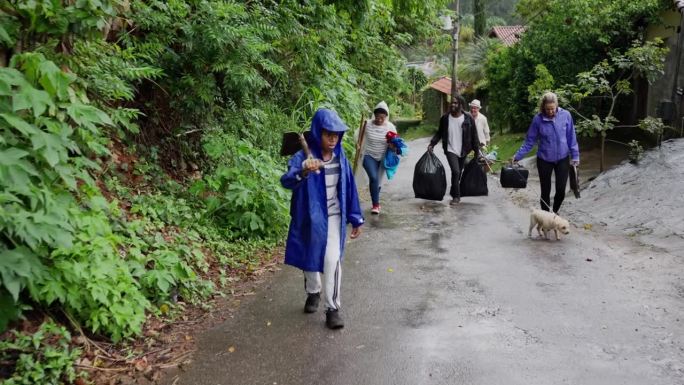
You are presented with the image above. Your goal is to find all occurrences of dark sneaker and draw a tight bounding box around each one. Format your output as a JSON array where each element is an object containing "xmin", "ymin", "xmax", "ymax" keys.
[
  {"xmin": 304, "ymin": 293, "xmax": 320, "ymax": 313},
  {"xmin": 325, "ymin": 309, "xmax": 344, "ymax": 329},
  {"xmin": 450, "ymin": 197, "xmax": 460, "ymax": 206}
]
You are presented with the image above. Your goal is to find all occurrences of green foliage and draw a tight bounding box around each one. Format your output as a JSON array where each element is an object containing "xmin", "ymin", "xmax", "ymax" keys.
[
  {"xmin": 560, "ymin": 39, "xmax": 668, "ymax": 171},
  {"xmin": 0, "ymin": 321, "xmax": 83, "ymax": 385},
  {"xmin": 485, "ymin": 46, "xmax": 538, "ymax": 131},
  {"xmin": 405, "ymin": 67, "xmax": 428, "ymax": 109},
  {"xmin": 473, "ymin": 0, "xmax": 487, "ymax": 37},
  {"xmin": 0, "ymin": 53, "xmax": 101, "ymax": 299},
  {"xmin": 0, "ymin": 51, "xmax": 156, "ymax": 341},
  {"xmin": 0, "ymin": 0, "xmax": 121, "ymax": 51},
  {"xmin": 639, "ymin": 116, "xmax": 666, "ymax": 139},
  {"xmin": 516, "ymin": 0, "xmax": 666, "ymax": 84},
  {"xmin": 487, "ymin": 0, "xmax": 669, "ymax": 132},
  {"xmin": 574, "ymin": 114, "xmax": 618, "ymax": 138},
  {"xmin": 460, "ymin": 36, "xmax": 501, "ymax": 90},
  {"xmin": 1, "ymin": 0, "xmax": 451, "ymax": 355},
  {"xmin": 196, "ymin": 132, "xmax": 289, "ymax": 240},
  {"xmin": 527, "ymin": 64, "xmax": 555, "ymax": 106},
  {"xmin": 563, "ymin": 39, "xmax": 668, "ymax": 136},
  {"xmin": 628, "ymin": 139, "xmax": 644, "ymax": 163},
  {"xmin": 488, "ymin": 132, "xmax": 528, "ymax": 172}
]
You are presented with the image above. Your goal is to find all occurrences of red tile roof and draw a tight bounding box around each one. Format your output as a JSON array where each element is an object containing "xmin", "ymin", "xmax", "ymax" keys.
[
  {"xmin": 429, "ymin": 76, "xmax": 452, "ymax": 95},
  {"xmin": 428, "ymin": 76, "xmax": 467, "ymax": 95},
  {"xmin": 489, "ymin": 25, "xmax": 526, "ymax": 46}
]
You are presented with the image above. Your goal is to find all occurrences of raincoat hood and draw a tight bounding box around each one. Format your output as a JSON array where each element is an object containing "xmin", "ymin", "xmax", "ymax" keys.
[
  {"xmin": 309, "ymin": 108, "xmax": 348, "ymax": 158},
  {"xmin": 373, "ymin": 101, "xmax": 390, "ymax": 119}
]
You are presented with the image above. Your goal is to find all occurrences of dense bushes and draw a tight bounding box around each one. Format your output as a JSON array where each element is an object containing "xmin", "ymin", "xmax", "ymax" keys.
[
  {"xmin": 485, "ymin": 0, "xmax": 669, "ymax": 132},
  {"xmin": 1, "ymin": 3, "xmax": 448, "ymax": 378}
]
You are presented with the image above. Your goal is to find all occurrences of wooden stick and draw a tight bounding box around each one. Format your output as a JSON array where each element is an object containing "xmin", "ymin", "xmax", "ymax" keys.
[
  {"xmin": 352, "ymin": 115, "xmax": 367, "ymax": 173},
  {"xmin": 298, "ymin": 133, "xmax": 322, "ymax": 174},
  {"xmin": 298, "ymin": 133, "xmax": 312, "ymax": 159}
]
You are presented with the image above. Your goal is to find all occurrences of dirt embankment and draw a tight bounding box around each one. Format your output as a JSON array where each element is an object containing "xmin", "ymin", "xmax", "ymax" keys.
[{"xmin": 562, "ymin": 139, "xmax": 684, "ymax": 255}]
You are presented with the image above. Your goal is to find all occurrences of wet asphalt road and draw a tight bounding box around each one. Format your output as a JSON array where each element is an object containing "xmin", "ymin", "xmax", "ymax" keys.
[{"xmin": 171, "ymin": 137, "xmax": 684, "ymax": 385}]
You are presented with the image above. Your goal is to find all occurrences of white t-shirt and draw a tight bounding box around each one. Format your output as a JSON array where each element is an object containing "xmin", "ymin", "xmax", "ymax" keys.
[{"xmin": 447, "ymin": 114, "xmax": 464, "ymax": 156}]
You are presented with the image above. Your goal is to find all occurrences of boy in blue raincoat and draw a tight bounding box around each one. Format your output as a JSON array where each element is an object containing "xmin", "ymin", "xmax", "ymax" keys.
[{"xmin": 280, "ymin": 108, "xmax": 364, "ymax": 329}]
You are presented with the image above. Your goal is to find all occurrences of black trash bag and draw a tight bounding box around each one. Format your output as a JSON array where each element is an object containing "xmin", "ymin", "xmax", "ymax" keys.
[
  {"xmin": 413, "ymin": 151, "xmax": 447, "ymax": 201},
  {"xmin": 459, "ymin": 159, "xmax": 488, "ymax": 196}
]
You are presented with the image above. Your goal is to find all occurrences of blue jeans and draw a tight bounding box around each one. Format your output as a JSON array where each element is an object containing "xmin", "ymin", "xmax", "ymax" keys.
[{"xmin": 362, "ymin": 155, "xmax": 382, "ymax": 205}]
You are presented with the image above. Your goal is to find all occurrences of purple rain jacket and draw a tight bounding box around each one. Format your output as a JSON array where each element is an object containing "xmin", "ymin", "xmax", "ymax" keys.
[{"xmin": 514, "ymin": 107, "xmax": 580, "ymax": 163}]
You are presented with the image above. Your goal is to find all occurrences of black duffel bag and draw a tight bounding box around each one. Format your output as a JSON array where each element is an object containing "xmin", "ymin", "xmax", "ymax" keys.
[
  {"xmin": 500, "ymin": 163, "xmax": 529, "ymax": 188},
  {"xmin": 413, "ymin": 151, "xmax": 447, "ymax": 201},
  {"xmin": 459, "ymin": 159, "xmax": 488, "ymax": 196}
]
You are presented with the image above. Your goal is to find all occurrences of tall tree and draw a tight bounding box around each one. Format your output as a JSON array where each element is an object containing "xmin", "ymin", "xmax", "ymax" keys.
[{"xmin": 474, "ymin": 0, "xmax": 486, "ymax": 37}]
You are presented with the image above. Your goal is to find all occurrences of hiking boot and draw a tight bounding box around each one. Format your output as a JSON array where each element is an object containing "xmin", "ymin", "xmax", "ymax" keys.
[
  {"xmin": 304, "ymin": 293, "xmax": 320, "ymax": 313},
  {"xmin": 325, "ymin": 309, "xmax": 344, "ymax": 329},
  {"xmin": 450, "ymin": 197, "xmax": 460, "ymax": 206},
  {"xmin": 371, "ymin": 204, "xmax": 381, "ymax": 215}
]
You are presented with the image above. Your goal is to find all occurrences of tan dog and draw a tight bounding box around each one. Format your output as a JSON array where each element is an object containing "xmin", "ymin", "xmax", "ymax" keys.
[{"xmin": 528, "ymin": 209, "xmax": 570, "ymax": 240}]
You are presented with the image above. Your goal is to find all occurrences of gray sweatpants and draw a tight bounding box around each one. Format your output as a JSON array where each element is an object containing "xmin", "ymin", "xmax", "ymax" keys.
[{"xmin": 304, "ymin": 216, "xmax": 342, "ymax": 310}]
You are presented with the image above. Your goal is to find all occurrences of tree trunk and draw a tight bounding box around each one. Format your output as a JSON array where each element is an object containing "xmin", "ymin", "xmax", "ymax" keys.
[
  {"xmin": 474, "ymin": 0, "xmax": 486, "ymax": 37},
  {"xmin": 450, "ymin": 0, "xmax": 461, "ymax": 100}
]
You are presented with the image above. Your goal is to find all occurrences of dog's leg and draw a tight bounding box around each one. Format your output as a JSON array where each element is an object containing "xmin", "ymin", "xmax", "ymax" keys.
[
  {"xmin": 528, "ymin": 216, "xmax": 535, "ymax": 237},
  {"xmin": 537, "ymin": 224, "xmax": 544, "ymax": 237},
  {"xmin": 555, "ymin": 229, "xmax": 560, "ymax": 241},
  {"xmin": 543, "ymin": 228, "xmax": 549, "ymax": 240}
]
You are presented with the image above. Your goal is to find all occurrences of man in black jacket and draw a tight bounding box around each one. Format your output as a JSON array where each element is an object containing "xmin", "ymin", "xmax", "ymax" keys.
[{"xmin": 427, "ymin": 96, "xmax": 481, "ymax": 205}]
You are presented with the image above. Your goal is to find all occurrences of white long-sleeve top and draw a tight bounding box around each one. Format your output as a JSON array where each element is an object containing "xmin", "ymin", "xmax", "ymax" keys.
[{"xmin": 474, "ymin": 112, "xmax": 490, "ymax": 146}]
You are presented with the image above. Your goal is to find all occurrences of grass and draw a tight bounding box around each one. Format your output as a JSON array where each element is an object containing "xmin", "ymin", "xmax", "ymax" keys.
[
  {"xmin": 487, "ymin": 132, "xmax": 531, "ymax": 172},
  {"xmin": 399, "ymin": 123, "xmax": 436, "ymax": 141}
]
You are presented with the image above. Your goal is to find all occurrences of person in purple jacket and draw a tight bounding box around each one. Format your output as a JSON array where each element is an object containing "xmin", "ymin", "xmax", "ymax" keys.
[{"xmin": 512, "ymin": 92, "xmax": 580, "ymax": 213}]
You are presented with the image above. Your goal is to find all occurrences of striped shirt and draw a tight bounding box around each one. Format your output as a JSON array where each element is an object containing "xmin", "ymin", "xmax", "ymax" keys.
[
  {"xmin": 362, "ymin": 119, "xmax": 397, "ymax": 161},
  {"xmin": 323, "ymin": 155, "xmax": 341, "ymax": 217}
]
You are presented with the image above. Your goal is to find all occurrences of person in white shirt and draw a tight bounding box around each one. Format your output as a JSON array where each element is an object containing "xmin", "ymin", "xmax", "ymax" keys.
[
  {"xmin": 469, "ymin": 99, "xmax": 490, "ymax": 148},
  {"xmin": 427, "ymin": 96, "xmax": 481, "ymax": 205},
  {"xmin": 358, "ymin": 101, "xmax": 397, "ymax": 215}
]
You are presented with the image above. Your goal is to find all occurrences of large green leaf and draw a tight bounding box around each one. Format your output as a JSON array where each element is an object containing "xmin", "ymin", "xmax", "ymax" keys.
[
  {"xmin": 38, "ymin": 60, "xmax": 73, "ymax": 100},
  {"xmin": 0, "ymin": 291, "xmax": 22, "ymax": 332},
  {"xmin": 12, "ymin": 86, "xmax": 54, "ymax": 117},
  {"xmin": 0, "ymin": 24, "xmax": 13, "ymax": 47},
  {"xmin": 0, "ymin": 247, "xmax": 42, "ymax": 301},
  {"xmin": 0, "ymin": 147, "xmax": 30, "ymax": 165},
  {"xmin": 0, "ymin": 113, "xmax": 41, "ymax": 136},
  {"xmin": 66, "ymin": 103, "xmax": 113, "ymax": 130},
  {"xmin": 31, "ymin": 131, "xmax": 66, "ymax": 167}
]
